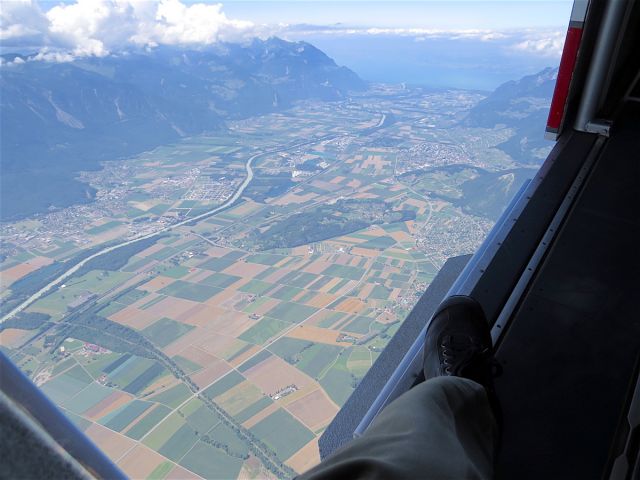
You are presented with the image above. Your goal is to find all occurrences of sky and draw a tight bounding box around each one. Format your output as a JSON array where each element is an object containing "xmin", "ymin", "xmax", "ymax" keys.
[
  {"xmin": 221, "ymin": 1, "xmax": 573, "ymax": 30},
  {"xmin": 0, "ymin": 1, "xmax": 574, "ymax": 89}
]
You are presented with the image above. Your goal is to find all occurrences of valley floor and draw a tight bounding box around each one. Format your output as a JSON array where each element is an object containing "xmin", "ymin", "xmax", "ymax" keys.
[{"xmin": 0, "ymin": 85, "xmax": 541, "ymax": 478}]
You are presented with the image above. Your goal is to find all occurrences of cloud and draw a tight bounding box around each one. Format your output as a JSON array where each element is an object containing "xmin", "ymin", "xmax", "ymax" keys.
[
  {"xmin": 1, "ymin": 0, "xmax": 263, "ymax": 60},
  {"xmin": 281, "ymin": 24, "xmax": 565, "ymax": 58},
  {"xmin": 280, "ymin": 25, "xmax": 510, "ymax": 41},
  {"xmin": 0, "ymin": 0, "xmax": 50, "ymax": 45},
  {"xmin": 510, "ymin": 30, "xmax": 566, "ymax": 57},
  {"xmin": 1, "ymin": 1, "xmax": 566, "ymax": 62}
]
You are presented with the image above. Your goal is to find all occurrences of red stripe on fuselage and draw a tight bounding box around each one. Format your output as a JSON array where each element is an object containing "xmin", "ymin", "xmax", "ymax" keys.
[{"xmin": 546, "ymin": 26, "xmax": 583, "ymax": 132}]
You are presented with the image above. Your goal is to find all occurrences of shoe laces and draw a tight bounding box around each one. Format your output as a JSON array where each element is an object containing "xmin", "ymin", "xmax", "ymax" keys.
[{"xmin": 440, "ymin": 334, "xmax": 490, "ymax": 375}]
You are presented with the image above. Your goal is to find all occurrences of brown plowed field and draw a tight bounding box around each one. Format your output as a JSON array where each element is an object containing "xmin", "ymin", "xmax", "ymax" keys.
[
  {"xmin": 85, "ymin": 423, "xmax": 136, "ymax": 459},
  {"xmin": 286, "ymin": 438, "xmax": 321, "ymax": 473},
  {"xmin": 243, "ymin": 355, "xmax": 314, "ymax": 396},
  {"xmin": 286, "ymin": 389, "xmax": 338, "ymax": 430},
  {"xmin": 286, "ymin": 325, "xmax": 355, "ymax": 345},
  {"xmin": 118, "ymin": 444, "xmax": 166, "ymax": 479},
  {"xmin": 109, "ymin": 306, "xmax": 158, "ymax": 330}
]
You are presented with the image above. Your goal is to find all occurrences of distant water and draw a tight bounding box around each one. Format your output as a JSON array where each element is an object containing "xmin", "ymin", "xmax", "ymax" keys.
[{"xmin": 298, "ymin": 34, "xmax": 560, "ymax": 91}]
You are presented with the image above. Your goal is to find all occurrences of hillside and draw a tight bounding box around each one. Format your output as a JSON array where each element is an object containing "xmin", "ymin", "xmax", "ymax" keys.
[
  {"xmin": 0, "ymin": 38, "xmax": 365, "ymax": 221},
  {"xmin": 464, "ymin": 67, "xmax": 557, "ymax": 163}
]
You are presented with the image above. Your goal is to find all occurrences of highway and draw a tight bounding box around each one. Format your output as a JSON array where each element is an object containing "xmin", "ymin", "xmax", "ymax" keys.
[{"xmin": 0, "ymin": 136, "xmax": 329, "ymax": 324}]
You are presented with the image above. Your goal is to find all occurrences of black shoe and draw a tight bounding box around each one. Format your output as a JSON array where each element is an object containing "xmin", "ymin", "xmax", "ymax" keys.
[{"xmin": 423, "ymin": 295, "xmax": 494, "ymax": 389}]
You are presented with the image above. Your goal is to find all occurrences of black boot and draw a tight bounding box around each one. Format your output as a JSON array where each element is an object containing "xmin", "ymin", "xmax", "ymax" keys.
[{"xmin": 423, "ymin": 295, "xmax": 494, "ymax": 390}]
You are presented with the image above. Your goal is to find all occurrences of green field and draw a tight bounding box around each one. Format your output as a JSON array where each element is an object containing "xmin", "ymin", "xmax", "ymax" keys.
[
  {"xmin": 202, "ymin": 371, "xmax": 245, "ymax": 399},
  {"xmin": 148, "ymin": 204, "xmax": 171, "ymax": 215},
  {"xmin": 148, "ymin": 247, "xmax": 179, "ymax": 261},
  {"xmin": 238, "ymin": 317, "xmax": 290, "ymax": 345},
  {"xmin": 96, "ymin": 301, "xmax": 128, "ymax": 317},
  {"xmin": 102, "ymin": 400, "xmax": 154, "ymax": 432},
  {"xmin": 296, "ymin": 344, "xmax": 343, "ymax": 378},
  {"xmin": 113, "ymin": 288, "xmax": 149, "ymax": 306},
  {"xmin": 370, "ymin": 285, "xmax": 393, "ymax": 300},
  {"xmin": 382, "ymin": 250, "xmax": 413, "ymax": 261},
  {"xmin": 198, "ymin": 251, "xmax": 245, "ymax": 271},
  {"xmin": 217, "ymin": 382, "xmax": 264, "ymax": 416},
  {"xmin": 238, "ymin": 279, "xmax": 274, "ymax": 295},
  {"xmin": 122, "ymin": 362, "xmax": 167, "ymax": 395},
  {"xmin": 359, "ymin": 236, "xmax": 396, "ymax": 250},
  {"xmin": 268, "ymin": 337, "xmax": 313, "ymax": 361},
  {"xmin": 34, "ymin": 270, "xmax": 133, "ymax": 314},
  {"xmin": 389, "ymin": 272, "xmax": 411, "ymax": 282},
  {"xmin": 307, "ymin": 275, "xmax": 334, "ymax": 291},
  {"xmin": 315, "ymin": 311, "xmax": 347, "ymax": 328},
  {"xmin": 297, "ymin": 291, "xmax": 318, "ymax": 304},
  {"xmin": 51, "ymin": 357, "xmax": 76, "ymax": 376},
  {"xmin": 62, "ymin": 382, "xmax": 113, "ymax": 414},
  {"xmin": 322, "ymin": 264, "xmax": 365, "ymax": 280},
  {"xmin": 140, "ymin": 295, "xmax": 167, "ymax": 310},
  {"xmin": 158, "ymin": 423, "xmax": 199, "ymax": 461},
  {"xmin": 125, "ymin": 404, "xmax": 172, "ymax": 440},
  {"xmin": 382, "ymin": 222, "xmax": 410, "ymax": 233},
  {"xmin": 264, "ymin": 302, "xmax": 318, "ymax": 323},
  {"xmin": 208, "ymin": 422, "xmax": 249, "ymax": 456},
  {"xmin": 149, "ymin": 383, "xmax": 192, "ymax": 408},
  {"xmin": 347, "ymin": 347, "xmax": 373, "ymax": 377},
  {"xmin": 269, "ymin": 285, "xmax": 304, "ymax": 301},
  {"xmin": 179, "ymin": 441, "xmax": 244, "ymax": 480},
  {"xmin": 233, "ymin": 396, "xmax": 273, "ymax": 423},
  {"xmin": 343, "ymin": 315, "xmax": 374, "ymax": 334},
  {"xmin": 242, "ymin": 297, "xmax": 271, "ymax": 314},
  {"xmin": 201, "ymin": 272, "xmax": 242, "ymax": 288},
  {"xmin": 158, "ymin": 280, "xmax": 221, "ymax": 302},
  {"xmin": 281, "ymin": 271, "xmax": 317, "ymax": 288},
  {"xmin": 96, "ymin": 353, "xmax": 129, "ymax": 376},
  {"xmin": 319, "ymin": 349, "xmax": 355, "ymax": 406},
  {"xmin": 143, "ymin": 412, "xmax": 185, "ymax": 450},
  {"xmin": 108, "ymin": 356, "xmax": 156, "ymax": 388},
  {"xmin": 328, "ymin": 278, "xmax": 351, "ymax": 294},
  {"xmin": 41, "ymin": 366, "xmax": 93, "ymax": 403},
  {"xmin": 245, "ymin": 253, "xmax": 286, "ymax": 266},
  {"xmin": 184, "ymin": 405, "xmax": 220, "ymax": 433},
  {"xmin": 156, "ymin": 265, "xmax": 190, "ymax": 279},
  {"xmin": 142, "ymin": 317, "xmax": 194, "ymax": 348},
  {"xmin": 209, "ymin": 339, "xmax": 246, "ymax": 361},
  {"xmin": 250, "ymin": 408, "xmax": 314, "ymax": 461}
]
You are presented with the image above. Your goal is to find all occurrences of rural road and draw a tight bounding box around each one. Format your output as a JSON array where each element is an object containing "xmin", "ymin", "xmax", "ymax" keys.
[{"xmin": 1, "ymin": 136, "xmax": 331, "ymax": 324}]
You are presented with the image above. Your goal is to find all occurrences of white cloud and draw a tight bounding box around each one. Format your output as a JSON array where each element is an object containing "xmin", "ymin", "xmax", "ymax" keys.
[
  {"xmin": 1, "ymin": 1, "xmax": 566, "ymax": 62},
  {"xmin": 511, "ymin": 30, "xmax": 566, "ymax": 57},
  {"xmin": 1, "ymin": 0, "xmax": 264, "ymax": 60},
  {"xmin": 282, "ymin": 24, "xmax": 565, "ymax": 58},
  {"xmin": 0, "ymin": 0, "xmax": 49, "ymax": 44},
  {"xmin": 282, "ymin": 25, "xmax": 509, "ymax": 41}
]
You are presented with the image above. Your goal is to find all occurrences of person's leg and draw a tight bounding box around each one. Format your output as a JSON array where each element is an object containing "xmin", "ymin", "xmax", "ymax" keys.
[
  {"xmin": 297, "ymin": 376, "xmax": 498, "ymax": 480},
  {"xmin": 298, "ymin": 296, "xmax": 498, "ymax": 480}
]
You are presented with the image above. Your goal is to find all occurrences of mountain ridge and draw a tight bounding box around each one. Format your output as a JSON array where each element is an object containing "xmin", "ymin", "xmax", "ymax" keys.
[
  {"xmin": 0, "ymin": 37, "xmax": 366, "ymax": 221},
  {"xmin": 464, "ymin": 66, "xmax": 557, "ymax": 163}
]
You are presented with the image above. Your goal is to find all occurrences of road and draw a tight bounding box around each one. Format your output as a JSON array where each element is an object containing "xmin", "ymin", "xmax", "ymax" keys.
[{"xmin": 1, "ymin": 136, "xmax": 329, "ymax": 324}]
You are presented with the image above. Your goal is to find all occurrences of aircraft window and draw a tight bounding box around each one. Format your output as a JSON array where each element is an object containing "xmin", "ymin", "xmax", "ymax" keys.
[{"xmin": 0, "ymin": 1, "xmax": 569, "ymax": 477}]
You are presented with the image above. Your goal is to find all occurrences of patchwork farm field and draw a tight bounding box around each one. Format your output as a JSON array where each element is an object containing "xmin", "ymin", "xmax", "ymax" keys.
[{"xmin": 2, "ymin": 87, "xmax": 510, "ymax": 478}]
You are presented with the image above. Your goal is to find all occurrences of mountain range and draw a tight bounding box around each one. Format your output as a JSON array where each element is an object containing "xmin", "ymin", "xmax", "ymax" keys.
[
  {"xmin": 0, "ymin": 38, "xmax": 366, "ymax": 221},
  {"xmin": 464, "ymin": 66, "xmax": 557, "ymax": 163}
]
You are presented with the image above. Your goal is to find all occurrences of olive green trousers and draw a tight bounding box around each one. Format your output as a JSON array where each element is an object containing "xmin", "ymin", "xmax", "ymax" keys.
[{"xmin": 298, "ymin": 376, "xmax": 498, "ymax": 480}]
